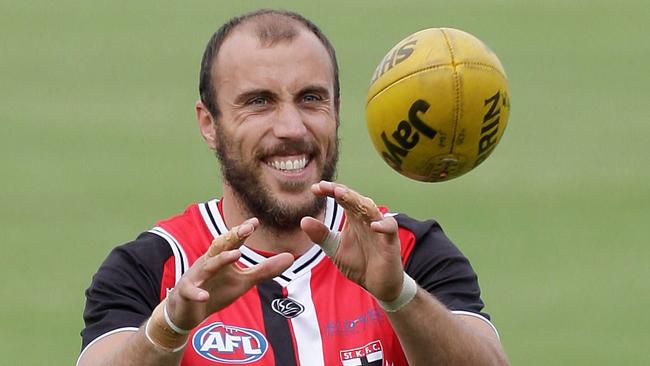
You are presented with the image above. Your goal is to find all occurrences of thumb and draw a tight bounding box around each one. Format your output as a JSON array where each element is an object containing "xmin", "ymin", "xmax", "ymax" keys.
[
  {"xmin": 301, "ymin": 217, "xmax": 340, "ymax": 258},
  {"xmin": 300, "ymin": 216, "xmax": 329, "ymax": 243}
]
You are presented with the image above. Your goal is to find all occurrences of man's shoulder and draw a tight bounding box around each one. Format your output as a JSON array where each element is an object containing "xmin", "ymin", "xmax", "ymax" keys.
[{"xmin": 108, "ymin": 231, "xmax": 174, "ymax": 268}]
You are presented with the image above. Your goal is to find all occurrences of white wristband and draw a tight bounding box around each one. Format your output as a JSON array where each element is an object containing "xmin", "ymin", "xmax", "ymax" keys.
[
  {"xmin": 144, "ymin": 318, "xmax": 188, "ymax": 353},
  {"xmin": 377, "ymin": 272, "xmax": 418, "ymax": 312},
  {"xmin": 163, "ymin": 300, "xmax": 191, "ymax": 335},
  {"xmin": 320, "ymin": 230, "xmax": 341, "ymax": 257}
]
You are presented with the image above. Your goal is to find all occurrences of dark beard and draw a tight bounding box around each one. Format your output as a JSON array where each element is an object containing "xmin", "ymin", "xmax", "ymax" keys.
[{"xmin": 215, "ymin": 131, "xmax": 338, "ymax": 231}]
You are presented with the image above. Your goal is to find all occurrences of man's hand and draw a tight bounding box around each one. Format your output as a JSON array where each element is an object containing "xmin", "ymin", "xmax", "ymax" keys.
[
  {"xmin": 166, "ymin": 218, "xmax": 294, "ymax": 330},
  {"xmin": 301, "ymin": 181, "xmax": 404, "ymax": 302}
]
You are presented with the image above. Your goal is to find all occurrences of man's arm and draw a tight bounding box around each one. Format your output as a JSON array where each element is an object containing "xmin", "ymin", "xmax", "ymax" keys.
[
  {"xmin": 386, "ymin": 289, "xmax": 507, "ymax": 365},
  {"xmin": 78, "ymin": 219, "xmax": 293, "ymax": 366},
  {"xmin": 77, "ymin": 329, "xmax": 183, "ymax": 366},
  {"xmin": 302, "ymin": 181, "xmax": 509, "ymax": 366}
]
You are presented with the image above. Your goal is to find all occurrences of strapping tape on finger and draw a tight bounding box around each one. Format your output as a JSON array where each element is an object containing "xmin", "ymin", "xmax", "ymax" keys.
[{"xmin": 320, "ymin": 230, "xmax": 341, "ymax": 257}]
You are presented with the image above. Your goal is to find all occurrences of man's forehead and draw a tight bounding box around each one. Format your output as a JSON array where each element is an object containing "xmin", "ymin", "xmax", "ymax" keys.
[
  {"xmin": 217, "ymin": 25, "xmax": 325, "ymax": 61},
  {"xmin": 213, "ymin": 27, "xmax": 333, "ymax": 84}
]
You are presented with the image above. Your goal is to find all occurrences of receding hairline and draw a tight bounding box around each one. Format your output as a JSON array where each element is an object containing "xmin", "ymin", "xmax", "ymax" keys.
[
  {"xmin": 235, "ymin": 12, "xmax": 306, "ymax": 47},
  {"xmin": 211, "ymin": 16, "xmax": 336, "ymax": 93}
]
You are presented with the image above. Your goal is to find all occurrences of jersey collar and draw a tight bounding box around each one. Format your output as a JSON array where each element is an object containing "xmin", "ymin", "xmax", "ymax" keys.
[{"xmin": 198, "ymin": 196, "xmax": 345, "ymax": 287}]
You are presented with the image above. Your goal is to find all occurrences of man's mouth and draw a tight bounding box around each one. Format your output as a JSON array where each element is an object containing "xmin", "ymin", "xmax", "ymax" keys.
[{"xmin": 265, "ymin": 155, "xmax": 309, "ymax": 172}]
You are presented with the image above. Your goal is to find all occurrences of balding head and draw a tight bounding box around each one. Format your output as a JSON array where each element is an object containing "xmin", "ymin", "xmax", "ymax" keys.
[{"xmin": 198, "ymin": 9, "xmax": 340, "ymax": 120}]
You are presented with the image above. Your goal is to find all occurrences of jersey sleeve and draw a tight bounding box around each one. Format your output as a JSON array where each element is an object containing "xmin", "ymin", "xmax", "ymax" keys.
[
  {"xmin": 397, "ymin": 214, "xmax": 490, "ymax": 320},
  {"xmin": 80, "ymin": 232, "xmax": 172, "ymax": 351}
]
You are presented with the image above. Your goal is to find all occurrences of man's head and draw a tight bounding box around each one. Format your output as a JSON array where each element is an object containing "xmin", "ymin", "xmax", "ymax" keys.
[
  {"xmin": 199, "ymin": 9, "xmax": 340, "ymax": 120},
  {"xmin": 196, "ymin": 10, "xmax": 340, "ymax": 231}
]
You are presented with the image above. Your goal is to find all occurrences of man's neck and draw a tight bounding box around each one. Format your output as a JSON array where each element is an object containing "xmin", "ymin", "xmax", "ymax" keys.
[{"xmin": 220, "ymin": 189, "xmax": 322, "ymax": 257}]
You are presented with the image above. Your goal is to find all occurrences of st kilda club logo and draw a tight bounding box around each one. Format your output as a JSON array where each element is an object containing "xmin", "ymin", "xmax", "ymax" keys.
[
  {"xmin": 340, "ymin": 340, "xmax": 384, "ymax": 366},
  {"xmin": 271, "ymin": 297, "xmax": 305, "ymax": 318}
]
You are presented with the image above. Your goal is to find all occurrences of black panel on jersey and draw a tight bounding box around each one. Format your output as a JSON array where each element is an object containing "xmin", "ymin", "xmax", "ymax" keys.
[
  {"xmin": 80, "ymin": 232, "xmax": 172, "ymax": 350},
  {"xmin": 256, "ymin": 280, "xmax": 298, "ymax": 366},
  {"xmin": 396, "ymin": 214, "xmax": 490, "ymax": 320}
]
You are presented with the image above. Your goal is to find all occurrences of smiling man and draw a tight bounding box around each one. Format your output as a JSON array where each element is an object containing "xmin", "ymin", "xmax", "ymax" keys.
[{"xmin": 78, "ymin": 9, "xmax": 508, "ymax": 366}]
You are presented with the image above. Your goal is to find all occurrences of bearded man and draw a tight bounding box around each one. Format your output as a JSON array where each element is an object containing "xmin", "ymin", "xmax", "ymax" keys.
[{"xmin": 78, "ymin": 9, "xmax": 508, "ymax": 366}]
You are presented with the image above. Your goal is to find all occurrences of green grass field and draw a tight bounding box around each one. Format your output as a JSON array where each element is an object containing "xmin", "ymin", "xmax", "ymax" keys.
[{"xmin": 1, "ymin": 1, "xmax": 649, "ymax": 364}]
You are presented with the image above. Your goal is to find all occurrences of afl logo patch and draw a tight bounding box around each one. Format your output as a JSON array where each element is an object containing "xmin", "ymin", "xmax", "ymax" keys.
[
  {"xmin": 271, "ymin": 298, "xmax": 305, "ymax": 318},
  {"xmin": 192, "ymin": 322, "xmax": 268, "ymax": 364}
]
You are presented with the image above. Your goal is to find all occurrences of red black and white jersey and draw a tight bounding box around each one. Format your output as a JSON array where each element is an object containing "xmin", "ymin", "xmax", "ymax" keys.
[{"xmin": 80, "ymin": 197, "xmax": 496, "ymax": 365}]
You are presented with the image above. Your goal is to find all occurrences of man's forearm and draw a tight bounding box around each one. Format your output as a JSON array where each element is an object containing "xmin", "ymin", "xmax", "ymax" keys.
[
  {"xmin": 79, "ymin": 326, "xmax": 187, "ymax": 366},
  {"xmin": 386, "ymin": 288, "xmax": 509, "ymax": 366}
]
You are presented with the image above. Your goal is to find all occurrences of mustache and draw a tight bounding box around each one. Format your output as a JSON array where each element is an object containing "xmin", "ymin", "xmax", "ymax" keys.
[{"xmin": 256, "ymin": 139, "xmax": 318, "ymax": 158}]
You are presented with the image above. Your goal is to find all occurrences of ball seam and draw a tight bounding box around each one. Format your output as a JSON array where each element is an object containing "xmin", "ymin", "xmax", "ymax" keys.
[
  {"xmin": 441, "ymin": 28, "xmax": 461, "ymax": 156},
  {"xmin": 365, "ymin": 61, "xmax": 506, "ymax": 107}
]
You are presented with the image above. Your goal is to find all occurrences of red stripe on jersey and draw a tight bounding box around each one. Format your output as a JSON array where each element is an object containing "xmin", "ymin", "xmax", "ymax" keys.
[
  {"xmin": 398, "ymin": 228, "xmax": 417, "ymax": 267},
  {"xmin": 157, "ymin": 204, "xmax": 214, "ymax": 264},
  {"xmin": 160, "ymin": 256, "xmax": 175, "ymax": 300}
]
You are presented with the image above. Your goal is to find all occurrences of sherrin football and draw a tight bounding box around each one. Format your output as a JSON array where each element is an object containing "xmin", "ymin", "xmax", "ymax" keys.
[{"xmin": 365, "ymin": 28, "xmax": 510, "ymax": 182}]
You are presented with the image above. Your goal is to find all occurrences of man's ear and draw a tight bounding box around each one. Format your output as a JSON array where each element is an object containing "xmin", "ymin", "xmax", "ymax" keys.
[{"xmin": 196, "ymin": 100, "xmax": 218, "ymax": 151}]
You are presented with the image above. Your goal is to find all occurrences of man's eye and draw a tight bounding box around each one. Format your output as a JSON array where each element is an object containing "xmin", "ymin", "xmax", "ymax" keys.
[
  {"xmin": 249, "ymin": 96, "xmax": 269, "ymax": 105},
  {"xmin": 302, "ymin": 94, "xmax": 321, "ymax": 102}
]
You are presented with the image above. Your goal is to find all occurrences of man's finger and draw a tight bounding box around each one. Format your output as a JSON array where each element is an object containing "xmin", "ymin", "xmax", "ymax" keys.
[
  {"xmin": 311, "ymin": 181, "xmax": 382, "ymax": 224},
  {"xmin": 242, "ymin": 253, "xmax": 294, "ymax": 284},
  {"xmin": 333, "ymin": 186, "xmax": 382, "ymax": 223},
  {"xmin": 300, "ymin": 216, "xmax": 330, "ymax": 244},
  {"xmin": 370, "ymin": 216, "xmax": 399, "ymax": 235},
  {"xmin": 175, "ymin": 280, "xmax": 210, "ymax": 303},
  {"xmin": 206, "ymin": 218, "xmax": 258, "ymax": 257},
  {"xmin": 301, "ymin": 216, "xmax": 339, "ymax": 257},
  {"xmin": 202, "ymin": 249, "xmax": 242, "ymax": 273}
]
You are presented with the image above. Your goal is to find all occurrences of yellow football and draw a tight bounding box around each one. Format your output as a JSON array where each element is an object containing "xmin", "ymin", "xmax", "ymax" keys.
[{"xmin": 365, "ymin": 28, "xmax": 510, "ymax": 182}]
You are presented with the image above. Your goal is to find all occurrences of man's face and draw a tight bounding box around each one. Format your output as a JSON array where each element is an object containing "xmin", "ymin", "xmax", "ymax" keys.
[{"xmin": 211, "ymin": 28, "xmax": 339, "ymax": 230}]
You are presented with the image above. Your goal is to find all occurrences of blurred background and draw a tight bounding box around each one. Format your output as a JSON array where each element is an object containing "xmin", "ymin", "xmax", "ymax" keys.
[{"xmin": 1, "ymin": 0, "xmax": 648, "ymax": 364}]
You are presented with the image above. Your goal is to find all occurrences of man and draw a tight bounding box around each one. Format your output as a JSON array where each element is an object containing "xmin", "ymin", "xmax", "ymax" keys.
[{"xmin": 78, "ymin": 9, "xmax": 508, "ymax": 366}]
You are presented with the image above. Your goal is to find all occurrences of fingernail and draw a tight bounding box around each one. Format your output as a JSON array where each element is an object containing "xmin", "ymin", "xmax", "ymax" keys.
[{"xmin": 238, "ymin": 223, "xmax": 254, "ymax": 236}]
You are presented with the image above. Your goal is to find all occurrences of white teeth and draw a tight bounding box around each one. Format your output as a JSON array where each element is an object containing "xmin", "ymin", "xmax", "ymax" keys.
[{"xmin": 269, "ymin": 157, "xmax": 307, "ymax": 171}]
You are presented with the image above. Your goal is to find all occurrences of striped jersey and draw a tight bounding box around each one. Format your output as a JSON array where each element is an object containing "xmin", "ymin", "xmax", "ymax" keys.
[{"xmin": 80, "ymin": 197, "xmax": 494, "ymax": 365}]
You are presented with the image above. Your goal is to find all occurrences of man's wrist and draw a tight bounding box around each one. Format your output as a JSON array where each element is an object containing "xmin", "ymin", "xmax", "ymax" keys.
[
  {"xmin": 377, "ymin": 272, "xmax": 418, "ymax": 312},
  {"xmin": 144, "ymin": 300, "xmax": 190, "ymax": 352}
]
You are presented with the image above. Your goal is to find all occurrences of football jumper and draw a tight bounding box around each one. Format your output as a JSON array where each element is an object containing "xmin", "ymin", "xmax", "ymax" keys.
[{"xmin": 80, "ymin": 197, "xmax": 495, "ymax": 366}]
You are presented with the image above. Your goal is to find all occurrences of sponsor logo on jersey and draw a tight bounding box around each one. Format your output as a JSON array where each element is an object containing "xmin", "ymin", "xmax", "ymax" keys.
[
  {"xmin": 340, "ymin": 340, "xmax": 384, "ymax": 366},
  {"xmin": 324, "ymin": 309, "xmax": 385, "ymax": 337},
  {"xmin": 271, "ymin": 297, "xmax": 305, "ymax": 318},
  {"xmin": 192, "ymin": 322, "xmax": 268, "ymax": 364}
]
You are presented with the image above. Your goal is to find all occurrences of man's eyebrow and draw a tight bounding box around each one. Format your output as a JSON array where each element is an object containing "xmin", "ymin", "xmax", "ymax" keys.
[
  {"xmin": 234, "ymin": 89, "xmax": 276, "ymax": 104},
  {"xmin": 298, "ymin": 85, "xmax": 330, "ymax": 98}
]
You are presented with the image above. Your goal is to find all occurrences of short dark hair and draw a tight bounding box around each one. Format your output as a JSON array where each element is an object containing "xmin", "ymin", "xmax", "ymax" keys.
[{"xmin": 198, "ymin": 9, "xmax": 340, "ymax": 120}]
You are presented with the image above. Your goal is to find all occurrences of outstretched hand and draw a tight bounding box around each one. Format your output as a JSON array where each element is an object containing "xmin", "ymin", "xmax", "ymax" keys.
[
  {"xmin": 166, "ymin": 218, "xmax": 294, "ymax": 330},
  {"xmin": 301, "ymin": 181, "xmax": 405, "ymax": 302}
]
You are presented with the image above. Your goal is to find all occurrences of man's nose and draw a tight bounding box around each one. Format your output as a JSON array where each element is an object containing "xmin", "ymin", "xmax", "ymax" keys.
[{"xmin": 273, "ymin": 103, "xmax": 307, "ymax": 139}]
